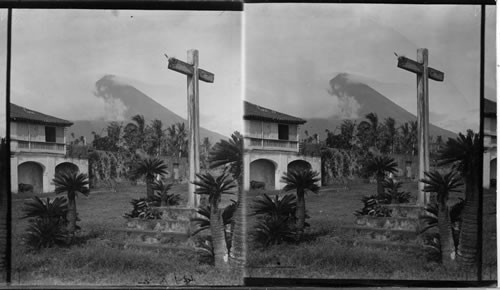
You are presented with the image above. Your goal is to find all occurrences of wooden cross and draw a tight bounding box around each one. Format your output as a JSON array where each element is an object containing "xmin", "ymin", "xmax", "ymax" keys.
[
  {"xmin": 397, "ymin": 48, "xmax": 444, "ymax": 206},
  {"xmin": 167, "ymin": 49, "xmax": 214, "ymax": 208}
]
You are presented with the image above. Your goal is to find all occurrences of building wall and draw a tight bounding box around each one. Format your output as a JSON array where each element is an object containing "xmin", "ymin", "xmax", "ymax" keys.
[
  {"xmin": 11, "ymin": 122, "xmax": 65, "ymax": 144},
  {"xmin": 244, "ymin": 120, "xmax": 299, "ymax": 141},
  {"xmin": 11, "ymin": 153, "xmax": 88, "ymax": 193},
  {"xmin": 244, "ymin": 150, "xmax": 321, "ymax": 190},
  {"xmin": 483, "ymin": 115, "xmax": 497, "ymax": 189}
]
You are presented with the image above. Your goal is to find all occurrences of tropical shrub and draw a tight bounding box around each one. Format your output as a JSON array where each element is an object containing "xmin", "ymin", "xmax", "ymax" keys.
[
  {"xmin": 24, "ymin": 218, "xmax": 68, "ymax": 250},
  {"xmin": 354, "ymin": 195, "xmax": 392, "ymax": 217},
  {"xmin": 152, "ymin": 180, "xmax": 181, "ymax": 206},
  {"xmin": 281, "ymin": 169, "xmax": 320, "ymax": 237},
  {"xmin": 124, "ymin": 198, "xmax": 162, "ymax": 220},
  {"xmin": 252, "ymin": 193, "xmax": 296, "ymax": 220},
  {"xmin": 192, "ymin": 172, "xmax": 236, "ymax": 268},
  {"xmin": 191, "ymin": 200, "xmax": 238, "ymax": 237},
  {"xmin": 21, "ymin": 197, "xmax": 69, "ymax": 249},
  {"xmin": 253, "ymin": 216, "xmax": 296, "ymax": 246},
  {"xmin": 363, "ymin": 155, "xmax": 398, "ymax": 197},
  {"xmin": 421, "ymin": 170, "xmax": 463, "ymax": 266},
  {"xmin": 53, "ymin": 172, "xmax": 90, "ymax": 236},
  {"xmin": 420, "ymin": 198, "xmax": 465, "ymax": 250},
  {"xmin": 382, "ymin": 179, "xmax": 411, "ymax": 204}
]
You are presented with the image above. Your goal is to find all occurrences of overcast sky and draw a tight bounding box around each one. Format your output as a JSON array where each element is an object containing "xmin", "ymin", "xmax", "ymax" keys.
[
  {"xmin": 6, "ymin": 9, "xmax": 241, "ymax": 137},
  {"xmin": 245, "ymin": 4, "xmax": 496, "ymax": 133}
]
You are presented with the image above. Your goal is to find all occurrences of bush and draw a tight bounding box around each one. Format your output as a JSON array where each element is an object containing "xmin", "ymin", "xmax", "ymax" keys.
[
  {"xmin": 21, "ymin": 197, "xmax": 69, "ymax": 249},
  {"xmin": 191, "ymin": 201, "xmax": 238, "ymax": 247},
  {"xmin": 251, "ymin": 193, "xmax": 309, "ymax": 246},
  {"xmin": 24, "ymin": 219, "xmax": 68, "ymax": 249},
  {"xmin": 124, "ymin": 198, "xmax": 162, "ymax": 219},
  {"xmin": 253, "ymin": 216, "xmax": 296, "ymax": 246},
  {"xmin": 251, "ymin": 193, "xmax": 308, "ymax": 226},
  {"xmin": 420, "ymin": 198, "xmax": 465, "ymax": 251},
  {"xmin": 152, "ymin": 180, "xmax": 182, "ymax": 206},
  {"xmin": 354, "ymin": 195, "xmax": 392, "ymax": 217},
  {"xmin": 382, "ymin": 179, "xmax": 411, "ymax": 204}
]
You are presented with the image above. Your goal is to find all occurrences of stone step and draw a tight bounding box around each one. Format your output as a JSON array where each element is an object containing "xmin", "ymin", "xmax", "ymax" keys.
[
  {"xmin": 381, "ymin": 204, "xmax": 425, "ymax": 218},
  {"xmin": 113, "ymin": 228, "xmax": 194, "ymax": 247},
  {"xmin": 340, "ymin": 238, "xmax": 434, "ymax": 253},
  {"xmin": 125, "ymin": 218, "xmax": 191, "ymax": 234},
  {"xmin": 339, "ymin": 225, "xmax": 422, "ymax": 244},
  {"xmin": 112, "ymin": 241, "xmax": 197, "ymax": 253},
  {"xmin": 355, "ymin": 216, "xmax": 421, "ymax": 231},
  {"xmin": 156, "ymin": 207, "xmax": 197, "ymax": 221}
]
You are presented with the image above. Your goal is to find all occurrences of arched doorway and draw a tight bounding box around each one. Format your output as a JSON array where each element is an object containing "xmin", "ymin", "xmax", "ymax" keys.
[
  {"xmin": 56, "ymin": 162, "xmax": 79, "ymax": 176},
  {"xmin": 490, "ymin": 158, "xmax": 497, "ymax": 188},
  {"xmin": 18, "ymin": 162, "xmax": 44, "ymax": 193},
  {"xmin": 250, "ymin": 159, "xmax": 276, "ymax": 190},
  {"xmin": 287, "ymin": 159, "xmax": 312, "ymax": 173}
]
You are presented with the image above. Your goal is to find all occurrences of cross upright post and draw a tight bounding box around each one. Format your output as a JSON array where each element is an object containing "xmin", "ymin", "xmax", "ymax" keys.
[
  {"xmin": 397, "ymin": 48, "xmax": 444, "ymax": 206},
  {"xmin": 167, "ymin": 49, "xmax": 214, "ymax": 208}
]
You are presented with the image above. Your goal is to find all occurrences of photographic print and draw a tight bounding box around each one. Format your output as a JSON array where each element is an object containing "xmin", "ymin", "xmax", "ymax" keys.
[
  {"xmin": 8, "ymin": 9, "xmax": 243, "ymax": 286},
  {"xmin": 243, "ymin": 3, "xmax": 496, "ymax": 283},
  {"xmin": 0, "ymin": 8, "xmax": 7, "ymax": 285}
]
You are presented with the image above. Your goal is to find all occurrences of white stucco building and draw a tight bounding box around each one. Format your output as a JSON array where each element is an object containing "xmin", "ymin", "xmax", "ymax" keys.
[
  {"xmin": 483, "ymin": 98, "xmax": 496, "ymax": 189},
  {"xmin": 10, "ymin": 103, "xmax": 88, "ymax": 193},
  {"xmin": 243, "ymin": 101, "xmax": 321, "ymax": 190}
]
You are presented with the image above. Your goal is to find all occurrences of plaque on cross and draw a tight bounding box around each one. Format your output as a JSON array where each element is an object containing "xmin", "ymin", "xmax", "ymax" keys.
[
  {"xmin": 166, "ymin": 49, "xmax": 214, "ymax": 208},
  {"xmin": 397, "ymin": 48, "xmax": 444, "ymax": 206}
]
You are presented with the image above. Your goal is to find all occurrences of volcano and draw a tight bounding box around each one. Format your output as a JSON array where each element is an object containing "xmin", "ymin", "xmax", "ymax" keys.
[
  {"xmin": 69, "ymin": 75, "xmax": 227, "ymax": 144},
  {"xmin": 300, "ymin": 73, "xmax": 457, "ymax": 140}
]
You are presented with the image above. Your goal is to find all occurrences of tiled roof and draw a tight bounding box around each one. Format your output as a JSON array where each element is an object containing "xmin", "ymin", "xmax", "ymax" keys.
[
  {"xmin": 244, "ymin": 101, "xmax": 306, "ymax": 124},
  {"xmin": 10, "ymin": 103, "xmax": 73, "ymax": 126},
  {"xmin": 484, "ymin": 98, "xmax": 496, "ymax": 117}
]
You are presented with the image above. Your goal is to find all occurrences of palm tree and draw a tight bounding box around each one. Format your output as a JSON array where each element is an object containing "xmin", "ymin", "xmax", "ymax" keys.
[
  {"xmin": 438, "ymin": 130, "xmax": 482, "ymax": 265},
  {"xmin": 132, "ymin": 158, "xmax": 168, "ymax": 200},
  {"xmin": 364, "ymin": 155, "xmax": 398, "ymax": 197},
  {"xmin": 421, "ymin": 171, "xmax": 463, "ymax": 266},
  {"xmin": 383, "ymin": 117, "xmax": 397, "ymax": 154},
  {"xmin": 208, "ymin": 132, "xmax": 244, "ymax": 266},
  {"xmin": 166, "ymin": 123, "xmax": 188, "ymax": 161},
  {"xmin": 53, "ymin": 172, "xmax": 90, "ymax": 236},
  {"xmin": 192, "ymin": 172, "xmax": 236, "ymax": 268},
  {"xmin": 281, "ymin": 169, "xmax": 320, "ymax": 237},
  {"xmin": 124, "ymin": 114, "xmax": 146, "ymax": 152}
]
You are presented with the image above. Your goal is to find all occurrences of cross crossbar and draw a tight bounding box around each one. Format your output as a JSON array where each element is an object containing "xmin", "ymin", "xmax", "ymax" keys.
[
  {"xmin": 397, "ymin": 56, "xmax": 444, "ymax": 82},
  {"xmin": 167, "ymin": 57, "xmax": 214, "ymax": 83}
]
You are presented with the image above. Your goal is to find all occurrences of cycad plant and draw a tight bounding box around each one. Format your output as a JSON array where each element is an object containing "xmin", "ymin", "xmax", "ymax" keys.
[
  {"xmin": 364, "ymin": 155, "xmax": 398, "ymax": 197},
  {"xmin": 152, "ymin": 180, "xmax": 181, "ymax": 206},
  {"xmin": 192, "ymin": 172, "xmax": 236, "ymax": 268},
  {"xmin": 131, "ymin": 158, "xmax": 168, "ymax": 200},
  {"xmin": 21, "ymin": 196, "xmax": 69, "ymax": 249},
  {"xmin": 421, "ymin": 170, "xmax": 463, "ymax": 267},
  {"xmin": 438, "ymin": 130, "xmax": 481, "ymax": 265},
  {"xmin": 208, "ymin": 131, "xmax": 245, "ymax": 266},
  {"xmin": 191, "ymin": 200, "xmax": 238, "ymax": 251},
  {"xmin": 53, "ymin": 172, "xmax": 90, "ymax": 237},
  {"xmin": 420, "ymin": 198, "xmax": 465, "ymax": 251},
  {"xmin": 382, "ymin": 178, "xmax": 411, "ymax": 204},
  {"xmin": 281, "ymin": 169, "xmax": 320, "ymax": 238}
]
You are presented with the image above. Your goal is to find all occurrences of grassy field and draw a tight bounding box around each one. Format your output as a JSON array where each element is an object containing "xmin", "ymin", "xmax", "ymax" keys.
[
  {"xmin": 245, "ymin": 181, "xmax": 497, "ymax": 281},
  {"xmin": 10, "ymin": 183, "xmax": 242, "ymax": 286}
]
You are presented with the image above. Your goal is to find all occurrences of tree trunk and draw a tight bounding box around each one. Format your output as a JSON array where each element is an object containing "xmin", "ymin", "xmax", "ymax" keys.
[
  {"xmin": 146, "ymin": 176, "xmax": 154, "ymax": 200},
  {"xmin": 229, "ymin": 181, "xmax": 246, "ymax": 267},
  {"xmin": 438, "ymin": 203, "xmax": 456, "ymax": 267},
  {"xmin": 376, "ymin": 175, "xmax": 385, "ymax": 197},
  {"xmin": 211, "ymin": 203, "xmax": 229, "ymax": 268},
  {"xmin": 67, "ymin": 193, "xmax": 77, "ymax": 236},
  {"xmin": 296, "ymin": 190, "xmax": 306, "ymax": 237},
  {"xmin": 456, "ymin": 172, "xmax": 479, "ymax": 265}
]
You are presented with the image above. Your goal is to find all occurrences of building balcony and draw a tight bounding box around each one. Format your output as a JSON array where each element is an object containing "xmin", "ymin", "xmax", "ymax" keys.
[
  {"xmin": 11, "ymin": 139, "xmax": 66, "ymax": 155},
  {"xmin": 245, "ymin": 136, "xmax": 299, "ymax": 152}
]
